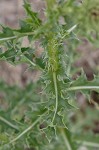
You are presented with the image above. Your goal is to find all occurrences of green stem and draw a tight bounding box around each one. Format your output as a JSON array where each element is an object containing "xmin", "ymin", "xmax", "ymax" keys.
[
  {"xmin": 0, "ymin": 116, "xmax": 19, "ymax": 131},
  {"xmin": 0, "ymin": 27, "xmax": 42, "ymax": 42},
  {"xmin": 67, "ymin": 86, "xmax": 99, "ymax": 91},
  {"xmin": 51, "ymin": 72, "xmax": 58, "ymax": 124},
  {"xmin": 61, "ymin": 128, "xmax": 99, "ymax": 149},
  {"xmin": 9, "ymin": 111, "xmax": 47, "ymax": 144},
  {"xmin": 77, "ymin": 140, "xmax": 99, "ymax": 148},
  {"xmin": 25, "ymin": 56, "xmax": 43, "ymax": 71},
  {"xmin": 9, "ymin": 118, "xmax": 39, "ymax": 144},
  {"xmin": 60, "ymin": 128, "xmax": 72, "ymax": 150},
  {"xmin": 0, "ymin": 36, "xmax": 17, "ymax": 41}
]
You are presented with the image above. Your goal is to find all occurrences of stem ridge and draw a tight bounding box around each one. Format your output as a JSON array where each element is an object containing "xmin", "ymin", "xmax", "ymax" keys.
[{"xmin": 51, "ymin": 72, "xmax": 58, "ymax": 124}]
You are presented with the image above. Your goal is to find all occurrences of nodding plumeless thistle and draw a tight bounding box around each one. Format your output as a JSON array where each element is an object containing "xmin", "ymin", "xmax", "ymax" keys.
[{"xmin": 0, "ymin": 0, "xmax": 99, "ymax": 150}]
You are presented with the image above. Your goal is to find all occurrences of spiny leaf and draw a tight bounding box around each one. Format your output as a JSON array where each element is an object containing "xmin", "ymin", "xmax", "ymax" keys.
[
  {"xmin": 65, "ymin": 72, "xmax": 99, "ymax": 104},
  {"xmin": 67, "ymin": 73, "xmax": 99, "ymax": 92},
  {"xmin": 0, "ymin": 26, "xmax": 15, "ymax": 43},
  {"xmin": 0, "ymin": 49, "xmax": 17, "ymax": 62},
  {"xmin": 16, "ymin": 20, "xmax": 33, "ymax": 33},
  {"xmin": 0, "ymin": 26, "xmax": 14, "ymax": 38},
  {"xmin": 23, "ymin": 0, "xmax": 41, "ymax": 26}
]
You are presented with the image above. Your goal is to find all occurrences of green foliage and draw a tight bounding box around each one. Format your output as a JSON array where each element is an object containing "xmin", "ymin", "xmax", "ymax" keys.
[{"xmin": 0, "ymin": 0, "xmax": 99, "ymax": 149}]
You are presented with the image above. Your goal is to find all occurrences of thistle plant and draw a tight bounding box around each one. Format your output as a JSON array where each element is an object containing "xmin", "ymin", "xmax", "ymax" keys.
[{"xmin": 0, "ymin": 0, "xmax": 99, "ymax": 150}]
